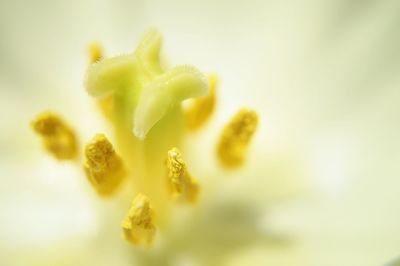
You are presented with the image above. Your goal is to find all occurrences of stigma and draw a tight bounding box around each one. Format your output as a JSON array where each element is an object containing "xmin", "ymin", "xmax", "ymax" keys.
[
  {"xmin": 84, "ymin": 29, "xmax": 208, "ymax": 139},
  {"xmin": 216, "ymin": 109, "xmax": 258, "ymax": 168},
  {"xmin": 31, "ymin": 112, "xmax": 77, "ymax": 160},
  {"xmin": 83, "ymin": 134, "xmax": 125, "ymax": 196}
]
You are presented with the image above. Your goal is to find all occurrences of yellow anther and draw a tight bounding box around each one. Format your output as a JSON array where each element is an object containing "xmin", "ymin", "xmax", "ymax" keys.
[
  {"xmin": 184, "ymin": 74, "xmax": 217, "ymax": 131},
  {"xmin": 166, "ymin": 148, "xmax": 199, "ymax": 203},
  {"xmin": 87, "ymin": 42, "xmax": 103, "ymax": 63},
  {"xmin": 216, "ymin": 109, "xmax": 258, "ymax": 168},
  {"xmin": 122, "ymin": 194, "xmax": 156, "ymax": 247},
  {"xmin": 31, "ymin": 112, "xmax": 77, "ymax": 160},
  {"xmin": 83, "ymin": 134, "xmax": 125, "ymax": 196}
]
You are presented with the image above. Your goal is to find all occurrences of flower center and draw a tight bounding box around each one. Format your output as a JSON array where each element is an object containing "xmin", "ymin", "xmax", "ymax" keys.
[{"xmin": 31, "ymin": 29, "xmax": 259, "ymax": 248}]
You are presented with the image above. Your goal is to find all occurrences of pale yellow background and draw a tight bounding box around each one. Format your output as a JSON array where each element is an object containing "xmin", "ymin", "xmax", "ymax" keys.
[{"xmin": 0, "ymin": 1, "xmax": 399, "ymax": 266}]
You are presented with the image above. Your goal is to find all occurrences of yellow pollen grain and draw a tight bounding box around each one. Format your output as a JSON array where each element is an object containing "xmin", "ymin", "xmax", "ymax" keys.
[
  {"xmin": 88, "ymin": 42, "xmax": 103, "ymax": 63},
  {"xmin": 184, "ymin": 74, "xmax": 217, "ymax": 131},
  {"xmin": 83, "ymin": 134, "xmax": 125, "ymax": 196},
  {"xmin": 122, "ymin": 194, "xmax": 156, "ymax": 247},
  {"xmin": 166, "ymin": 148, "xmax": 199, "ymax": 203},
  {"xmin": 31, "ymin": 112, "xmax": 77, "ymax": 160},
  {"xmin": 216, "ymin": 109, "xmax": 258, "ymax": 168}
]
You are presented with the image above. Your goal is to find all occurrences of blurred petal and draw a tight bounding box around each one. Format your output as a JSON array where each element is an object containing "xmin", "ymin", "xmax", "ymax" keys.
[{"xmin": 1, "ymin": 0, "xmax": 400, "ymax": 266}]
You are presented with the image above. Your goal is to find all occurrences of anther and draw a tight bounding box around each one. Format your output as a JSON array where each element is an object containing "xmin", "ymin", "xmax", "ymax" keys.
[
  {"xmin": 184, "ymin": 74, "xmax": 217, "ymax": 131},
  {"xmin": 121, "ymin": 194, "xmax": 156, "ymax": 247},
  {"xmin": 166, "ymin": 148, "xmax": 199, "ymax": 203},
  {"xmin": 216, "ymin": 109, "xmax": 258, "ymax": 168},
  {"xmin": 88, "ymin": 42, "xmax": 103, "ymax": 63},
  {"xmin": 31, "ymin": 112, "xmax": 77, "ymax": 160},
  {"xmin": 83, "ymin": 134, "xmax": 125, "ymax": 196}
]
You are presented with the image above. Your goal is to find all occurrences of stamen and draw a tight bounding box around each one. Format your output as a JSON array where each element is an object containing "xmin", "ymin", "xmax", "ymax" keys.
[
  {"xmin": 31, "ymin": 112, "xmax": 77, "ymax": 160},
  {"xmin": 88, "ymin": 42, "xmax": 103, "ymax": 63},
  {"xmin": 166, "ymin": 148, "xmax": 199, "ymax": 203},
  {"xmin": 216, "ymin": 109, "xmax": 258, "ymax": 168},
  {"xmin": 121, "ymin": 194, "xmax": 156, "ymax": 247},
  {"xmin": 83, "ymin": 134, "xmax": 125, "ymax": 196},
  {"xmin": 184, "ymin": 74, "xmax": 217, "ymax": 131}
]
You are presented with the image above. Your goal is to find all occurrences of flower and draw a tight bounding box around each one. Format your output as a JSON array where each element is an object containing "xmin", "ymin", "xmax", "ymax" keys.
[
  {"xmin": 27, "ymin": 27, "xmax": 267, "ymax": 265},
  {"xmin": 27, "ymin": 28, "xmax": 267, "ymax": 266},
  {"xmin": 1, "ymin": 1, "xmax": 400, "ymax": 266}
]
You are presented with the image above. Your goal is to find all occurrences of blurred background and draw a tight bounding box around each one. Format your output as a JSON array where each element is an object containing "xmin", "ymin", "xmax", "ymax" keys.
[{"xmin": 0, "ymin": 0, "xmax": 399, "ymax": 265}]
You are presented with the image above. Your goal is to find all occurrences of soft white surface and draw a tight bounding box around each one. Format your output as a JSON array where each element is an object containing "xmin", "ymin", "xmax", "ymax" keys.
[{"xmin": 0, "ymin": 0, "xmax": 399, "ymax": 265}]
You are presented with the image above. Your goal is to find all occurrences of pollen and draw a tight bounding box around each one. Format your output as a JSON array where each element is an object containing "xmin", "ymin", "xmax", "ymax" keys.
[
  {"xmin": 83, "ymin": 134, "xmax": 125, "ymax": 196},
  {"xmin": 184, "ymin": 74, "xmax": 217, "ymax": 131},
  {"xmin": 122, "ymin": 194, "xmax": 156, "ymax": 247},
  {"xmin": 88, "ymin": 42, "xmax": 103, "ymax": 63},
  {"xmin": 31, "ymin": 112, "xmax": 77, "ymax": 160},
  {"xmin": 216, "ymin": 109, "xmax": 258, "ymax": 168},
  {"xmin": 166, "ymin": 148, "xmax": 199, "ymax": 203}
]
